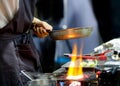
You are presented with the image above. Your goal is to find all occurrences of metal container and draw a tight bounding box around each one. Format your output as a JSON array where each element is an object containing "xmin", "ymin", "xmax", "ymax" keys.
[{"xmin": 28, "ymin": 79, "xmax": 56, "ymax": 86}]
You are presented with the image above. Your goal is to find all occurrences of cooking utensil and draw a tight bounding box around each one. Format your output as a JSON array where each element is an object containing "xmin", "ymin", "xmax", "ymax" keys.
[
  {"xmin": 33, "ymin": 23, "xmax": 93, "ymax": 40},
  {"xmin": 64, "ymin": 53, "xmax": 107, "ymax": 61},
  {"xmin": 49, "ymin": 27, "xmax": 93, "ymax": 40}
]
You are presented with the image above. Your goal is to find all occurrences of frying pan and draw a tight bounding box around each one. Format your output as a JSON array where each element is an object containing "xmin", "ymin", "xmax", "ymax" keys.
[
  {"xmin": 49, "ymin": 27, "xmax": 93, "ymax": 40},
  {"xmin": 34, "ymin": 26, "xmax": 93, "ymax": 40}
]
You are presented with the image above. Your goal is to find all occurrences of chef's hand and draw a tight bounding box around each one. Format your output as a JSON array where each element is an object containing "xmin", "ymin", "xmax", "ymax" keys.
[{"xmin": 32, "ymin": 17, "xmax": 53, "ymax": 38}]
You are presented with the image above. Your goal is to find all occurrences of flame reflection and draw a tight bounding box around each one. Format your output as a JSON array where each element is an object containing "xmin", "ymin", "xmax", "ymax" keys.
[{"xmin": 69, "ymin": 81, "xmax": 81, "ymax": 86}]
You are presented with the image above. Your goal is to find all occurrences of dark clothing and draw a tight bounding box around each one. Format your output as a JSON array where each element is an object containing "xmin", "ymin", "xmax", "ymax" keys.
[
  {"xmin": 0, "ymin": 0, "xmax": 42, "ymax": 86},
  {"xmin": 92, "ymin": 0, "xmax": 120, "ymax": 42}
]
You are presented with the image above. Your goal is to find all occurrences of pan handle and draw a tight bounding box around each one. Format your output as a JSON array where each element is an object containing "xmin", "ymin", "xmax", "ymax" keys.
[{"xmin": 21, "ymin": 70, "xmax": 34, "ymax": 81}]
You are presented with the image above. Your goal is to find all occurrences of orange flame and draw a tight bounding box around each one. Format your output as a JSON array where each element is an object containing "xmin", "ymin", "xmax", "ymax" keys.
[{"xmin": 66, "ymin": 43, "xmax": 83, "ymax": 80}]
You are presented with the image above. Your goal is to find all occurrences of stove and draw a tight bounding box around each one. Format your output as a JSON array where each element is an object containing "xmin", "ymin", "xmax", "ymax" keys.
[{"xmin": 22, "ymin": 69, "xmax": 97, "ymax": 86}]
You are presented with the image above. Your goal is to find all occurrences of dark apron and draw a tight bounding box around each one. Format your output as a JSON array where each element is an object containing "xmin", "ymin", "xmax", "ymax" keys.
[{"xmin": 0, "ymin": 0, "xmax": 42, "ymax": 86}]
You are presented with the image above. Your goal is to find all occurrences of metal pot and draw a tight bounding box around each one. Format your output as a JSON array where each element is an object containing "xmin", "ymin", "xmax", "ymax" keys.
[
  {"xmin": 49, "ymin": 27, "xmax": 93, "ymax": 40},
  {"xmin": 28, "ymin": 79, "xmax": 56, "ymax": 86}
]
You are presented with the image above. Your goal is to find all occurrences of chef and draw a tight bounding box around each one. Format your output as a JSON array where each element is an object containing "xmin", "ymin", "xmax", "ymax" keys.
[{"xmin": 0, "ymin": 0, "xmax": 53, "ymax": 86}]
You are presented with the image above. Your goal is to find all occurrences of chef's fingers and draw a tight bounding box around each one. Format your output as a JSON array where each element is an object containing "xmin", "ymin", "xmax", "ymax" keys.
[
  {"xmin": 37, "ymin": 27, "xmax": 48, "ymax": 34},
  {"xmin": 34, "ymin": 26, "xmax": 49, "ymax": 38},
  {"xmin": 36, "ymin": 21, "xmax": 53, "ymax": 31}
]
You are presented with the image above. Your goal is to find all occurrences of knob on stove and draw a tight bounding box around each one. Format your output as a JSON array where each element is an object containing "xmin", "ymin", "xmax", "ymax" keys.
[{"xmin": 112, "ymin": 50, "xmax": 120, "ymax": 60}]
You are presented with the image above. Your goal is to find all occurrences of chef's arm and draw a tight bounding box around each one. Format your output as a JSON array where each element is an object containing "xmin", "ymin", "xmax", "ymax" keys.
[{"xmin": 32, "ymin": 17, "xmax": 53, "ymax": 38}]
